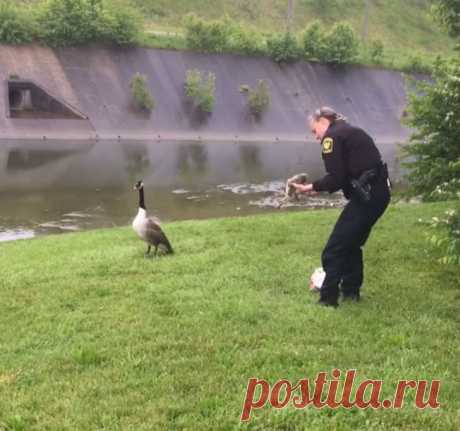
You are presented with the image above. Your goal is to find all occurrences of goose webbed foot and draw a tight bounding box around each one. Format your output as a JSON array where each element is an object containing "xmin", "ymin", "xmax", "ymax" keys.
[{"xmin": 145, "ymin": 245, "xmax": 151, "ymax": 258}]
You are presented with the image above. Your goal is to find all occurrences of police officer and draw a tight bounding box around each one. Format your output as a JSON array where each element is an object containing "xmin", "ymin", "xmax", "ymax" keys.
[{"xmin": 292, "ymin": 107, "xmax": 391, "ymax": 307}]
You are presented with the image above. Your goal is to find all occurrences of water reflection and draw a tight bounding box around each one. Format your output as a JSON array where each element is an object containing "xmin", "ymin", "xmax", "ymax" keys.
[
  {"xmin": 0, "ymin": 140, "xmax": 94, "ymax": 190},
  {"xmin": 238, "ymin": 145, "xmax": 262, "ymax": 178},
  {"xmin": 7, "ymin": 148, "xmax": 83, "ymax": 172},
  {"xmin": 0, "ymin": 139, "xmax": 401, "ymax": 241},
  {"xmin": 177, "ymin": 143, "xmax": 209, "ymax": 177},
  {"xmin": 122, "ymin": 143, "xmax": 152, "ymax": 184}
]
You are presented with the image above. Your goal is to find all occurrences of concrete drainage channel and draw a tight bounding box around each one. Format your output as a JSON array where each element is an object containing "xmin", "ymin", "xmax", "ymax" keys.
[
  {"xmin": 0, "ymin": 45, "xmax": 409, "ymax": 240},
  {"xmin": 0, "ymin": 45, "xmax": 413, "ymax": 142}
]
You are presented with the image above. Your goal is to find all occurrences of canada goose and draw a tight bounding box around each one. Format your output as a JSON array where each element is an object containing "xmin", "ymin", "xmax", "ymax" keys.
[
  {"xmin": 132, "ymin": 180, "xmax": 174, "ymax": 256},
  {"xmin": 278, "ymin": 173, "xmax": 309, "ymax": 208}
]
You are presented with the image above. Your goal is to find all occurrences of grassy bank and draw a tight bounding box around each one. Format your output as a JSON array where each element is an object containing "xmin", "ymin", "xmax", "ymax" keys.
[
  {"xmin": 0, "ymin": 202, "xmax": 459, "ymax": 430},
  {"xmin": 135, "ymin": 0, "xmax": 455, "ymax": 53},
  {"xmin": 134, "ymin": 0, "xmax": 457, "ymax": 69},
  {"xmin": 14, "ymin": 0, "xmax": 457, "ymax": 72}
]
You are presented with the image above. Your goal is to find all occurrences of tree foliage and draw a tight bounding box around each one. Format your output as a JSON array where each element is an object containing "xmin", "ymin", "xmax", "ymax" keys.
[
  {"xmin": 405, "ymin": 4, "xmax": 460, "ymax": 265},
  {"xmin": 433, "ymin": 0, "xmax": 460, "ymax": 39},
  {"xmin": 403, "ymin": 58, "xmax": 460, "ymax": 200}
]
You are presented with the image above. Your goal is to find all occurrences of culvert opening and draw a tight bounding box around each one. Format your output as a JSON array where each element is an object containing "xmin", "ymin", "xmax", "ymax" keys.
[
  {"xmin": 9, "ymin": 88, "xmax": 24, "ymax": 110},
  {"xmin": 7, "ymin": 80, "xmax": 87, "ymax": 120}
]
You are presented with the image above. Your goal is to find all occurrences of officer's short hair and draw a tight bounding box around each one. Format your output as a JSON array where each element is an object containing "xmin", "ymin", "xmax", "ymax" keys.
[{"xmin": 311, "ymin": 106, "xmax": 346, "ymax": 123}]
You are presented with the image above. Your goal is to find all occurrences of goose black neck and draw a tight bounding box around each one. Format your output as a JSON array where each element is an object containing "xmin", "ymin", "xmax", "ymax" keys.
[{"xmin": 138, "ymin": 188, "xmax": 146, "ymax": 210}]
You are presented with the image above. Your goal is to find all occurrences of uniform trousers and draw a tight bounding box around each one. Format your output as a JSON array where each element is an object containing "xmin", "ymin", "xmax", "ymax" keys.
[{"xmin": 320, "ymin": 174, "xmax": 391, "ymax": 303}]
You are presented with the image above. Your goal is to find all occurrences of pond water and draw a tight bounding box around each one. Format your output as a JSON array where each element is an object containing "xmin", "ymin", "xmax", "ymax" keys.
[{"xmin": 0, "ymin": 139, "xmax": 402, "ymax": 242}]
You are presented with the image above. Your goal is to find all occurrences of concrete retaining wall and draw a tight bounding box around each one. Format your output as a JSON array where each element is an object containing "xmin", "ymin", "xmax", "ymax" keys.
[{"xmin": 0, "ymin": 44, "xmax": 412, "ymax": 143}]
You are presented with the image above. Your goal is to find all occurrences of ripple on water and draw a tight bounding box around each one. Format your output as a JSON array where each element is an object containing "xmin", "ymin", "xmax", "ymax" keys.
[
  {"xmin": 249, "ymin": 194, "xmax": 345, "ymax": 209},
  {"xmin": 215, "ymin": 180, "xmax": 346, "ymax": 209},
  {"xmin": 217, "ymin": 181, "xmax": 285, "ymax": 195},
  {"xmin": 62, "ymin": 212, "xmax": 93, "ymax": 218}
]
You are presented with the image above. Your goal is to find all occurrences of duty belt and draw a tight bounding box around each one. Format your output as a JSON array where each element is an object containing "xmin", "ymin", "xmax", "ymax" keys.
[{"xmin": 350, "ymin": 162, "xmax": 388, "ymax": 202}]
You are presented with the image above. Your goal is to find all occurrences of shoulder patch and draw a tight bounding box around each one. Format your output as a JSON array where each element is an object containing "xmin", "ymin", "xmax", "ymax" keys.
[{"xmin": 322, "ymin": 137, "xmax": 334, "ymax": 154}]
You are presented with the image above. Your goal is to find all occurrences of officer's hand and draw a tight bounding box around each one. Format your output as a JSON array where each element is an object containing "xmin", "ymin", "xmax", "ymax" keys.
[{"xmin": 291, "ymin": 183, "xmax": 316, "ymax": 194}]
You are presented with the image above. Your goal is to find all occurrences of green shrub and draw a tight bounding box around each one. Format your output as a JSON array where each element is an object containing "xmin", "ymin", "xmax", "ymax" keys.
[
  {"xmin": 130, "ymin": 73, "xmax": 155, "ymax": 111},
  {"xmin": 0, "ymin": 1, "xmax": 34, "ymax": 44},
  {"xmin": 183, "ymin": 15, "xmax": 267, "ymax": 56},
  {"xmin": 302, "ymin": 21, "xmax": 326, "ymax": 61},
  {"xmin": 38, "ymin": 0, "xmax": 102, "ymax": 46},
  {"xmin": 183, "ymin": 14, "xmax": 230, "ymax": 53},
  {"xmin": 246, "ymin": 79, "xmax": 271, "ymax": 116},
  {"xmin": 429, "ymin": 206, "xmax": 460, "ymax": 265},
  {"xmin": 227, "ymin": 23, "xmax": 266, "ymax": 56},
  {"xmin": 99, "ymin": 0, "xmax": 141, "ymax": 45},
  {"xmin": 302, "ymin": 21, "xmax": 358, "ymax": 64},
  {"xmin": 401, "ymin": 54, "xmax": 433, "ymax": 74},
  {"xmin": 369, "ymin": 39, "xmax": 385, "ymax": 64},
  {"xmin": 184, "ymin": 69, "xmax": 216, "ymax": 113},
  {"xmin": 322, "ymin": 22, "xmax": 359, "ymax": 64},
  {"xmin": 184, "ymin": 70, "xmax": 201, "ymax": 99},
  {"xmin": 38, "ymin": 0, "xmax": 141, "ymax": 46},
  {"xmin": 430, "ymin": 174, "xmax": 460, "ymax": 201},
  {"xmin": 266, "ymin": 32, "xmax": 301, "ymax": 63}
]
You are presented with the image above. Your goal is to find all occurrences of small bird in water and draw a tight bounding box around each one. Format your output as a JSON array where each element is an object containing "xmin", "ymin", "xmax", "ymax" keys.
[
  {"xmin": 132, "ymin": 180, "xmax": 174, "ymax": 257},
  {"xmin": 278, "ymin": 173, "xmax": 309, "ymax": 208}
]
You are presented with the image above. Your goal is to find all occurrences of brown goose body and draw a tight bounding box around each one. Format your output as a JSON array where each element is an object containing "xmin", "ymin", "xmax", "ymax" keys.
[{"xmin": 132, "ymin": 181, "xmax": 173, "ymax": 256}]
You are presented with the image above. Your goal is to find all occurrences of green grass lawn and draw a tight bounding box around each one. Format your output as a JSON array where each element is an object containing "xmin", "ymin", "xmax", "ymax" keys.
[{"xmin": 0, "ymin": 201, "xmax": 459, "ymax": 430}]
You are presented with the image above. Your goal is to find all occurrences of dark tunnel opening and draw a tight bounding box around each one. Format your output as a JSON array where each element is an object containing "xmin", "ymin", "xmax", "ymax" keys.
[
  {"xmin": 8, "ymin": 88, "xmax": 24, "ymax": 111},
  {"xmin": 7, "ymin": 80, "xmax": 87, "ymax": 120}
]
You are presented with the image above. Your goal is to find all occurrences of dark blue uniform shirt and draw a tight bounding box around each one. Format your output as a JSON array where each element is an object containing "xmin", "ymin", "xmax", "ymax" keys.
[{"xmin": 312, "ymin": 120, "xmax": 383, "ymax": 198}]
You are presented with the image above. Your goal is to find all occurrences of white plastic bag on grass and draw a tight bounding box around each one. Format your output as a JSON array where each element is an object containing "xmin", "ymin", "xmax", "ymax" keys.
[{"xmin": 309, "ymin": 267, "xmax": 325, "ymax": 293}]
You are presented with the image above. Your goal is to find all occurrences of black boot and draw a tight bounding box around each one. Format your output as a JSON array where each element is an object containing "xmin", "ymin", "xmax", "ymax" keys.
[
  {"xmin": 342, "ymin": 292, "xmax": 361, "ymax": 302},
  {"xmin": 317, "ymin": 298, "xmax": 339, "ymax": 308}
]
